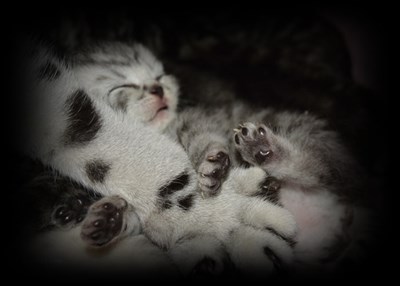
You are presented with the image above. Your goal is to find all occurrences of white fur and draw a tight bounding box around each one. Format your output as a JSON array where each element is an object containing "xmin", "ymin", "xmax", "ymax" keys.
[
  {"xmin": 24, "ymin": 44, "xmax": 298, "ymax": 275},
  {"xmin": 144, "ymin": 167, "xmax": 296, "ymax": 274},
  {"xmin": 280, "ymin": 186, "xmax": 346, "ymax": 265}
]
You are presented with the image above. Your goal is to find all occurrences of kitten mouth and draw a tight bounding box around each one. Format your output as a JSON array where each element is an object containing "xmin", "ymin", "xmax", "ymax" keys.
[
  {"xmin": 157, "ymin": 105, "xmax": 168, "ymax": 113},
  {"xmin": 150, "ymin": 105, "xmax": 169, "ymax": 122}
]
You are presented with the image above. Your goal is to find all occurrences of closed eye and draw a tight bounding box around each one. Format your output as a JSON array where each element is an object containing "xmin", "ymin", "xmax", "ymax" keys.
[{"xmin": 108, "ymin": 84, "xmax": 140, "ymax": 95}]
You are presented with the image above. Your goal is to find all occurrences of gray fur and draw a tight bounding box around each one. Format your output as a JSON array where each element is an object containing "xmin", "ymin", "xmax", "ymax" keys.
[{"xmin": 170, "ymin": 102, "xmax": 365, "ymax": 269}]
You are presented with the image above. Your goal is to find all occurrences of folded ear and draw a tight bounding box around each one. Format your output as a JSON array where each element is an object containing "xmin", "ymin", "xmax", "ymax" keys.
[{"xmin": 108, "ymin": 86, "xmax": 142, "ymax": 112}]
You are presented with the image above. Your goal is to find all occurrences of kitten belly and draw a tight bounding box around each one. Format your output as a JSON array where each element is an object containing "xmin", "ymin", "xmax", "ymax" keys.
[{"xmin": 280, "ymin": 186, "xmax": 346, "ymax": 262}]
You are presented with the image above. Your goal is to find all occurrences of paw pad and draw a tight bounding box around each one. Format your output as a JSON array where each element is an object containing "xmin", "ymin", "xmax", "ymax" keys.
[
  {"xmin": 81, "ymin": 197, "xmax": 127, "ymax": 247},
  {"xmin": 198, "ymin": 149, "xmax": 230, "ymax": 197},
  {"xmin": 234, "ymin": 123, "xmax": 276, "ymax": 166}
]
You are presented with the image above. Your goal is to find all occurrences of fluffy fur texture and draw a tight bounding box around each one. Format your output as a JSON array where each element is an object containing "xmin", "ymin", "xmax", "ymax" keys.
[
  {"xmin": 169, "ymin": 102, "xmax": 369, "ymax": 271},
  {"xmin": 21, "ymin": 42, "xmax": 298, "ymax": 278}
]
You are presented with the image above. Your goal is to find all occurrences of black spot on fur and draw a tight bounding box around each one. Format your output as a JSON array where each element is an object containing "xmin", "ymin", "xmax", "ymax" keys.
[
  {"xmin": 64, "ymin": 90, "xmax": 102, "ymax": 145},
  {"xmin": 265, "ymin": 227, "xmax": 296, "ymax": 248},
  {"xmin": 161, "ymin": 200, "xmax": 173, "ymax": 210},
  {"xmin": 178, "ymin": 194, "xmax": 194, "ymax": 211},
  {"xmin": 85, "ymin": 160, "xmax": 111, "ymax": 183},
  {"xmin": 38, "ymin": 61, "xmax": 61, "ymax": 81},
  {"xmin": 159, "ymin": 172, "xmax": 190, "ymax": 198}
]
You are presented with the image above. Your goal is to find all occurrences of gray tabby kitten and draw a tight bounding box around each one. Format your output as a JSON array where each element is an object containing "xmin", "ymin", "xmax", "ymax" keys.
[{"xmin": 169, "ymin": 103, "xmax": 367, "ymax": 271}]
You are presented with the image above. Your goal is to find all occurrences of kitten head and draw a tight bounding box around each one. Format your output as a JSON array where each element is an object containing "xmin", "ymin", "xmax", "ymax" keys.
[{"xmin": 73, "ymin": 42, "xmax": 179, "ymax": 131}]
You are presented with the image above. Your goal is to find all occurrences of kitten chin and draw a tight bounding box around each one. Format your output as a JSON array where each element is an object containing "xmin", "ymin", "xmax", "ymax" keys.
[{"xmin": 150, "ymin": 109, "xmax": 176, "ymax": 131}]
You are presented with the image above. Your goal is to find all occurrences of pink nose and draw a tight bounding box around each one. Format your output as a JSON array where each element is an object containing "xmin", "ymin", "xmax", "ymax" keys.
[{"xmin": 149, "ymin": 85, "xmax": 164, "ymax": 98}]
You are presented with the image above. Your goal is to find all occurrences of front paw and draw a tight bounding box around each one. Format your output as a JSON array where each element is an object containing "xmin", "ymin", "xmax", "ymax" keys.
[
  {"xmin": 80, "ymin": 196, "xmax": 128, "ymax": 247},
  {"xmin": 234, "ymin": 123, "xmax": 278, "ymax": 166},
  {"xmin": 198, "ymin": 150, "xmax": 230, "ymax": 197},
  {"xmin": 52, "ymin": 194, "xmax": 93, "ymax": 228}
]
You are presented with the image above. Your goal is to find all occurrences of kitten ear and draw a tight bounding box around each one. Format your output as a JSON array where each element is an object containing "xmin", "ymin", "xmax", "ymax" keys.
[
  {"xmin": 108, "ymin": 88, "xmax": 129, "ymax": 112},
  {"xmin": 108, "ymin": 87, "xmax": 141, "ymax": 112}
]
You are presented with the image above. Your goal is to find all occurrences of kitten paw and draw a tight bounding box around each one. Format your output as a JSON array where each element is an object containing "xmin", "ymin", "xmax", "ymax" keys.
[
  {"xmin": 52, "ymin": 194, "xmax": 93, "ymax": 227},
  {"xmin": 198, "ymin": 149, "xmax": 230, "ymax": 197},
  {"xmin": 258, "ymin": 176, "xmax": 282, "ymax": 204},
  {"xmin": 80, "ymin": 196, "xmax": 128, "ymax": 247},
  {"xmin": 234, "ymin": 123, "xmax": 278, "ymax": 166}
]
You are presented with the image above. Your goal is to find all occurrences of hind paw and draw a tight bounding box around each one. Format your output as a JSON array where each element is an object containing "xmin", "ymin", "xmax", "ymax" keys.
[
  {"xmin": 234, "ymin": 122, "xmax": 279, "ymax": 166},
  {"xmin": 80, "ymin": 196, "xmax": 128, "ymax": 247}
]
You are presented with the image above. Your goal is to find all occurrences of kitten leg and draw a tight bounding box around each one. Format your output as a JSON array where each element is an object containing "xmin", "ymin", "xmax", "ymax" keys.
[
  {"xmin": 224, "ymin": 167, "xmax": 297, "ymax": 241},
  {"xmin": 234, "ymin": 122, "xmax": 285, "ymax": 167},
  {"xmin": 80, "ymin": 196, "xmax": 141, "ymax": 247}
]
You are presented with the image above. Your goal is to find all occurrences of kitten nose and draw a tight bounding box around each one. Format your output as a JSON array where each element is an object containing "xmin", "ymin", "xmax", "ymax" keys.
[{"xmin": 149, "ymin": 85, "xmax": 164, "ymax": 98}]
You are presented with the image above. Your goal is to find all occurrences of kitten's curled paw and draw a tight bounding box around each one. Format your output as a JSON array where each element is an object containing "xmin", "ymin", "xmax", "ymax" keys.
[
  {"xmin": 80, "ymin": 196, "xmax": 128, "ymax": 247},
  {"xmin": 198, "ymin": 149, "xmax": 230, "ymax": 197},
  {"xmin": 234, "ymin": 122, "xmax": 279, "ymax": 166}
]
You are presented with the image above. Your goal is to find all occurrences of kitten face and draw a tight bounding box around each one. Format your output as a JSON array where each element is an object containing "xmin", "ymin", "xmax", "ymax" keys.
[{"xmin": 74, "ymin": 43, "xmax": 179, "ymax": 131}]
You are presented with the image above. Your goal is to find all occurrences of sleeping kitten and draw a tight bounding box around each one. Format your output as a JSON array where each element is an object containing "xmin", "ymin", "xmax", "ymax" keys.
[{"xmin": 21, "ymin": 41, "xmax": 297, "ymax": 278}]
